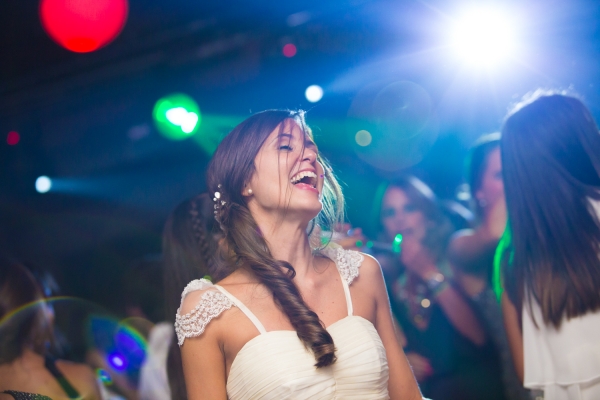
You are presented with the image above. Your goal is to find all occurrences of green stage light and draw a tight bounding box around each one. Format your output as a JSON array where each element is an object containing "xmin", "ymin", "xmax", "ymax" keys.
[
  {"xmin": 153, "ymin": 94, "xmax": 201, "ymax": 140},
  {"xmin": 392, "ymin": 234, "xmax": 402, "ymax": 253}
]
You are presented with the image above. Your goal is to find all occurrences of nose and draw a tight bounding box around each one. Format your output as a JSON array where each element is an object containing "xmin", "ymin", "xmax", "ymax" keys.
[{"xmin": 302, "ymin": 148, "xmax": 317, "ymax": 163}]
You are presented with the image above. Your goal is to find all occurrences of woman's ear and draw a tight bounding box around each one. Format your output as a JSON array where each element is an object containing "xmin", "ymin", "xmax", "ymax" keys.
[{"xmin": 242, "ymin": 185, "xmax": 253, "ymax": 197}]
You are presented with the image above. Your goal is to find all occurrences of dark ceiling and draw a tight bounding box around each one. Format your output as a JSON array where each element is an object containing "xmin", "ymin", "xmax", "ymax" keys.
[{"xmin": 2, "ymin": 0, "xmax": 600, "ymax": 311}]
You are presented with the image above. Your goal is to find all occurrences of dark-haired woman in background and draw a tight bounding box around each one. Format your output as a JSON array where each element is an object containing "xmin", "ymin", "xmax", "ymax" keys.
[
  {"xmin": 176, "ymin": 110, "xmax": 421, "ymax": 399},
  {"xmin": 448, "ymin": 135, "xmax": 529, "ymax": 400},
  {"xmin": 499, "ymin": 92, "xmax": 600, "ymax": 399},
  {"xmin": 449, "ymin": 133, "xmax": 505, "ymax": 298},
  {"xmin": 138, "ymin": 194, "xmax": 223, "ymax": 400},
  {"xmin": 0, "ymin": 257, "xmax": 100, "ymax": 399},
  {"xmin": 373, "ymin": 176, "xmax": 504, "ymax": 400}
]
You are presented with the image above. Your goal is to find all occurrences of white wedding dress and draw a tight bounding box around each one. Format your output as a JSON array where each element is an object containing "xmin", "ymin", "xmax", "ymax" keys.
[{"xmin": 175, "ymin": 247, "xmax": 390, "ymax": 399}]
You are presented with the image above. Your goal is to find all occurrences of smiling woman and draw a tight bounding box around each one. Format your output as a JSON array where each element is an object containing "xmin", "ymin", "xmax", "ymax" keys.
[
  {"xmin": 174, "ymin": 110, "xmax": 423, "ymax": 399},
  {"xmin": 371, "ymin": 176, "xmax": 504, "ymax": 400}
]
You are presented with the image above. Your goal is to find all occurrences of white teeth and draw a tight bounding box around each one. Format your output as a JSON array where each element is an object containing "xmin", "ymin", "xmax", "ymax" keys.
[{"xmin": 290, "ymin": 171, "xmax": 317, "ymax": 186}]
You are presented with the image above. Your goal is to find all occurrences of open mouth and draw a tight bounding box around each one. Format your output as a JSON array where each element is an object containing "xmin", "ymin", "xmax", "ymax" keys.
[{"xmin": 290, "ymin": 170, "xmax": 317, "ymax": 188}]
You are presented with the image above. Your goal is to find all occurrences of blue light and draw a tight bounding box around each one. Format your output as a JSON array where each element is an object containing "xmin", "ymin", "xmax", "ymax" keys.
[
  {"xmin": 35, "ymin": 176, "xmax": 52, "ymax": 193},
  {"xmin": 305, "ymin": 85, "xmax": 324, "ymax": 103}
]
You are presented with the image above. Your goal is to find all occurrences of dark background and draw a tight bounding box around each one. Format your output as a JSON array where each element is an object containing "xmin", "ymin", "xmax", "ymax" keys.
[{"xmin": 2, "ymin": 0, "xmax": 600, "ymax": 314}]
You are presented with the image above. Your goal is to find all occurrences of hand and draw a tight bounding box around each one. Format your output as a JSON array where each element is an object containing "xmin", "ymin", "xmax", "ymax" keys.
[
  {"xmin": 400, "ymin": 236, "xmax": 439, "ymax": 280},
  {"xmin": 406, "ymin": 352, "xmax": 433, "ymax": 382},
  {"xmin": 331, "ymin": 223, "xmax": 366, "ymax": 251}
]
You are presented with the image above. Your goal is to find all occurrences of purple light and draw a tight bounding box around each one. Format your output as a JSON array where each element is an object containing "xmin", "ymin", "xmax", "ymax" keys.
[{"xmin": 108, "ymin": 352, "xmax": 127, "ymax": 371}]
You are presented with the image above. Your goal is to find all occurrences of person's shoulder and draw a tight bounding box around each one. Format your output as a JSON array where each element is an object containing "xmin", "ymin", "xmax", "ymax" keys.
[
  {"xmin": 176, "ymin": 278, "xmax": 235, "ymax": 346},
  {"xmin": 354, "ymin": 252, "xmax": 385, "ymax": 287},
  {"xmin": 323, "ymin": 246, "xmax": 384, "ymax": 287},
  {"xmin": 178, "ymin": 279, "xmax": 222, "ymax": 313},
  {"xmin": 450, "ymin": 228, "xmax": 476, "ymax": 243},
  {"xmin": 449, "ymin": 229, "xmax": 476, "ymax": 252},
  {"xmin": 321, "ymin": 246, "xmax": 365, "ymax": 285},
  {"xmin": 55, "ymin": 360, "xmax": 99, "ymax": 398}
]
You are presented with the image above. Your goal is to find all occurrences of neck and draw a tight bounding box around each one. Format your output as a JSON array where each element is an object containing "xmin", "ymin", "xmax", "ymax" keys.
[
  {"xmin": 9, "ymin": 348, "xmax": 44, "ymax": 367},
  {"xmin": 257, "ymin": 217, "xmax": 315, "ymax": 278}
]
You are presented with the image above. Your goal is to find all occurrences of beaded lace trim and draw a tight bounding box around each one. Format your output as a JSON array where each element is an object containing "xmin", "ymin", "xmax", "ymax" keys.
[
  {"xmin": 321, "ymin": 246, "xmax": 363, "ymax": 285},
  {"xmin": 175, "ymin": 281, "xmax": 234, "ymax": 346},
  {"xmin": 174, "ymin": 248, "xmax": 363, "ymax": 346}
]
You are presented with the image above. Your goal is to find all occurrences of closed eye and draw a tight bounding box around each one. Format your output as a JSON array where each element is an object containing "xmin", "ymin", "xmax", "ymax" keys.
[{"xmin": 279, "ymin": 145, "xmax": 293, "ymax": 151}]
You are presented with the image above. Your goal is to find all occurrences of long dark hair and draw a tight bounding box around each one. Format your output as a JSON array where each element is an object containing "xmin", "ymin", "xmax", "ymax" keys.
[
  {"xmin": 0, "ymin": 257, "xmax": 54, "ymax": 364},
  {"xmin": 372, "ymin": 176, "xmax": 454, "ymax": 263},
  {"xmin": 466, "ymin": 133, "xmax": 501, "ymax": 220},
  {"xmin": 207, "ymin": 109, "xmax": 344, "ymax": 368},
  {"xmin": 162, "ymin": 194, "xmax": 223, "ymax": 399},
  {"xmin": 499, "ymin": 92, "xmax": 600, "ymax": 328}
]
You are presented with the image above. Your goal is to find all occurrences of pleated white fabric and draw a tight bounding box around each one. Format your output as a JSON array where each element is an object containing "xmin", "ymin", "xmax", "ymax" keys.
[{"xmin": 225, "ymin": 315, "xmax": 389, "ymax": 399}]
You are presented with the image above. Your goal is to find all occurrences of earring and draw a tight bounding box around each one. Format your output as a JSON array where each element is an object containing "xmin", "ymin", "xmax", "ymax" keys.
[{"xmin": 248, "ymin": 189, "xmax": 253, "ymax": 195}]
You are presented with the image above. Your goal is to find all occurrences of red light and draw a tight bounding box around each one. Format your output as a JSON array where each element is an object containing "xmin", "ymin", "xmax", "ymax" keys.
[
  {"xmin": 282, "ymin": 43, "xmax": 297, "ymax": 58},
  {"xmin": 39, "ymin": 0, "xmax": 129, "ymax": 53},
  {"xmin": 7, "ymin": 131, "xmax": 20, "ymax": 146}
]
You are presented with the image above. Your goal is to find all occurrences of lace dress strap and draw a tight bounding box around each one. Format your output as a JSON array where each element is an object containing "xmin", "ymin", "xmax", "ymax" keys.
[
  {"xmin": 175, "ymin": 279, "xmax": 235, "ymax": 346},
  {"xmin": 322, "ymin": 246, "xmax": 364, "ymax": 316},
  {"xmin": 321, "ymin": 245, "xmax": 364, "ymax": 286}
]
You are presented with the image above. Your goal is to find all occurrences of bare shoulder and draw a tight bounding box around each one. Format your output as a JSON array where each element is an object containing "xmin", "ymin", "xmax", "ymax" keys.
[
  {"xmin": 450, "ymin": 229, "xmax": 475, "ymax": 246},
  {"xmin": 449, "ymin": 229, "xmax": 475, "ymax": 252},
  {"xmin": 55, "ymin": 360, "xmax": 100, "ymax": 398},
  {"xmin": 358, "ymin": 252, "xmax": 383, "ymax": 278},
  {"xmin": 351, "ymin": 252, "xmax": 386, "ymax": 292},
  {"xmin": 56, "ymin": 358, "xmax": 94, "ymax": 376}
]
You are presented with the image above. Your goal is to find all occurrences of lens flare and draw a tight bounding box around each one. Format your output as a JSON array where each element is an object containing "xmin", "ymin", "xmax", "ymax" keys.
[
  {"xmin": 449, "ymin": 7, "xmax": 518, "ymax": 68},
  {"xmin": 355, "ymin": 130, "xmax": 372, "ymax": 147}
]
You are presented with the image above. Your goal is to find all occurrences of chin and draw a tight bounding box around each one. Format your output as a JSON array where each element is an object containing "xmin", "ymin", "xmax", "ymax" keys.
[{"xmin": 291, "ymin": 202, "xmax": 323, "ymax": 222}]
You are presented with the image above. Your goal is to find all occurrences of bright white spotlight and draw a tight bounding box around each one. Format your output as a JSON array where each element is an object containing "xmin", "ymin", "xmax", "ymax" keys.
[
  {"xmin": 305, "ymin": 85, "xmax": 323, "ymax": 103},
  {"xmin": 36, "ymin": 176, "xmax": 52, "ymax": 193},
  {"xmin": 450, "ymin": 7, "xmax": 517, "ymax": 68}
]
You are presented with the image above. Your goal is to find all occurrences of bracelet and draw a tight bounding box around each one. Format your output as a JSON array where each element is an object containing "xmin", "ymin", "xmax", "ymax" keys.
[{"xmin": 425, "ymin": 273, "xmax": 450, "ymax": 297}]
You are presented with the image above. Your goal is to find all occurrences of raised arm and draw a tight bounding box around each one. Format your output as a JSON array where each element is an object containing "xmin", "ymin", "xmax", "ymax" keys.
[
  {"xmin": 361, "ymin": 254, "xmax": 422, "ymax": 400},
  {"xmin": 448, "ymin": 198, "xmax": 506, "ymax": 269},
  {"xmin": 431, "ymin": 276, "xmax": 487, "ymax": 346},
  {"xmin": 448, "ymin": 229, "xmax": 499, "ymax": 269}
]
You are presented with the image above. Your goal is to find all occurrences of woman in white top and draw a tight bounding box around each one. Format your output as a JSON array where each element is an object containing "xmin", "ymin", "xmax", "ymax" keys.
[
  {"xmin": 175, "ymin": 110, "xmax": 422, "ymax": 399},
  {"xmin": 497, "ymin": 92, "xmax": 600, "ymax": 400}
]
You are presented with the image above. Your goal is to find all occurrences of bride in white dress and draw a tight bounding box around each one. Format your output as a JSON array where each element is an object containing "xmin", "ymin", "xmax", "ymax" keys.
[{"xmin": 175, "ymin": 110, "xmax": 422, "ymax": 399}]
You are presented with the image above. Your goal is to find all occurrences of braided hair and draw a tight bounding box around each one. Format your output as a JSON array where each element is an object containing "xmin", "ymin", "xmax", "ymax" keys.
[{"xmin": 163, "ymin": 193, "xmax": 224, "ymax": 400}]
